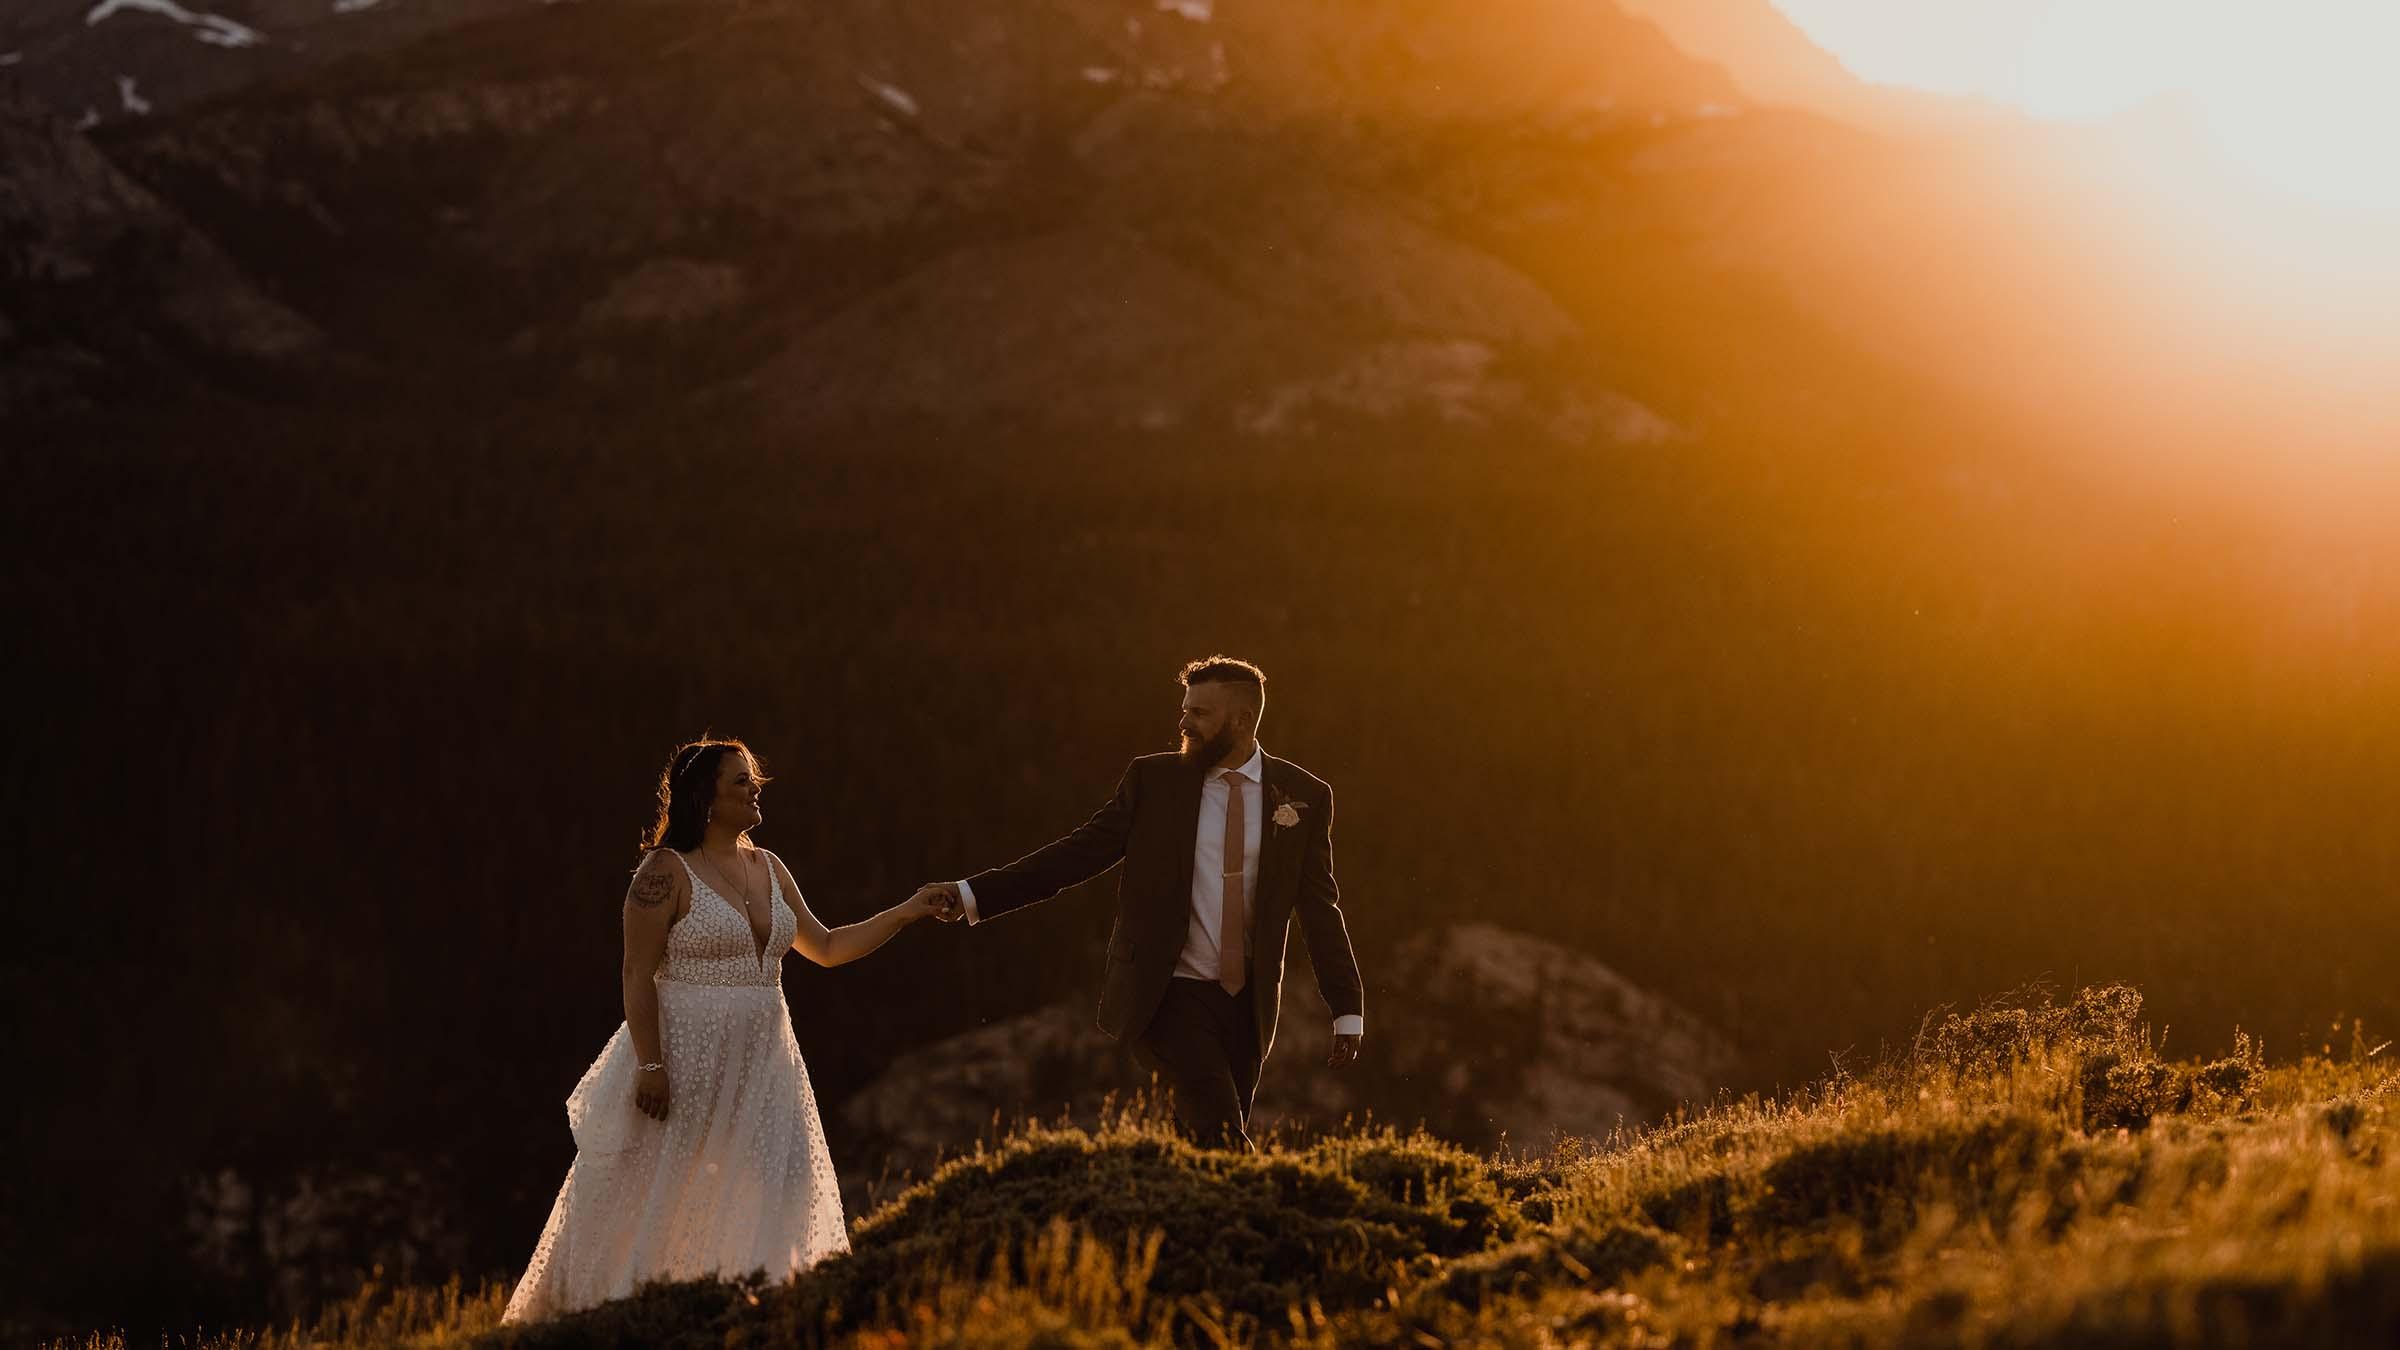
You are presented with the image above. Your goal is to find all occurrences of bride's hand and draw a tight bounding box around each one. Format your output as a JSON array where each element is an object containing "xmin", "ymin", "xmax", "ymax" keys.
[
  {"xmin": 635, "ymin": 1066, "xmax": 670, "ymax": 1121},
  {"xmin": 905, "ymin": 884, "xmax": 959, "ymax": 922}
]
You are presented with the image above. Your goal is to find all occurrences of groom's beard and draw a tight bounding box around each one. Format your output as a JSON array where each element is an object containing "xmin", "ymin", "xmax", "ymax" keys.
[{"xmin": 1180, "ymin": 725, "xmax": 1235, "ymax": 766}]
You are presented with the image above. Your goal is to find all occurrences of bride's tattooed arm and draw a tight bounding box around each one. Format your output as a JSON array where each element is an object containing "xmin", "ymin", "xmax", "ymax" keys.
[
  {"xmin": 630, "ymin": 869, "xmax": 676, "ymax": 909},
  {"xmin": 622, "ymin": 851, "xmax": 686, "ymax": 1119}
]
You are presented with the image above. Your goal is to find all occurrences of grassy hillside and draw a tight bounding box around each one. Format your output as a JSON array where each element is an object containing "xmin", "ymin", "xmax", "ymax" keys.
[{"xmin": 59, "ymin": 985, "xmax": 2398, "ymax": 1348}]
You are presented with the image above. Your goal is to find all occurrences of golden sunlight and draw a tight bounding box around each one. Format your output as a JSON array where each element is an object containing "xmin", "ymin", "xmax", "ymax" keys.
[{"xmin": 1775, "ymin": 0, "xmax": 2400, "ymax": 214}]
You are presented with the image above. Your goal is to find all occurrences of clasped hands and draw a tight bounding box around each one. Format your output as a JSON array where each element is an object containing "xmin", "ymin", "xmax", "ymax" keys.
[{"xmin": 906, "ymin": 881, "xmax": 967, "ymax": 924}]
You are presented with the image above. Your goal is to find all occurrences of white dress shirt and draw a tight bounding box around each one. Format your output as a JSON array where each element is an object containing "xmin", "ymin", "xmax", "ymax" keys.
[
  {"xmin": 955, "ymin": 744, "xmax": 1364, "ymax": 1038},
  {"xmin": 1175, "ymin": 744, "xmax": 1265, "ymax": 986}
]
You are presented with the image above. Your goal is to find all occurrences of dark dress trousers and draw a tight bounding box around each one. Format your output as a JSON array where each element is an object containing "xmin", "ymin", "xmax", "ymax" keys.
[{"xmin": 966, "ymin": 751, "xmax": 1365, "ymax": 1145}]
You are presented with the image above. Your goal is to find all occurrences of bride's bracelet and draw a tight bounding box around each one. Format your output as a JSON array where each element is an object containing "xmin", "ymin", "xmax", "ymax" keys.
[{"xmin": 638, "ymin": 1061, "xmax": 665, "ymax": 1074}]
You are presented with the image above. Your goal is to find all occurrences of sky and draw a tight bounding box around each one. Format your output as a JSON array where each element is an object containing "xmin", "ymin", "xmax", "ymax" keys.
[{"xmin": 1768, "ymin": 0, "xmax": 2400, "ymax": 211}]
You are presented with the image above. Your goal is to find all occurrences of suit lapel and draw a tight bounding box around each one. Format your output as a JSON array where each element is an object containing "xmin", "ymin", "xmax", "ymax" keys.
[
  {"xmin": 1166, "ymin": 756, "xmax": 1205, "ymax": 922},
  {"xmin": 1255, "ymin": 755, "xmax": 1297, "ymax": 910}
]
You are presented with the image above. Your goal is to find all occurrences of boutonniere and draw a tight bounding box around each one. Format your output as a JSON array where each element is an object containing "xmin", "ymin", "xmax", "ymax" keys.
[{"xmin": 1269, "ymin": 786, "xmax": 1306, "ymax": 830}]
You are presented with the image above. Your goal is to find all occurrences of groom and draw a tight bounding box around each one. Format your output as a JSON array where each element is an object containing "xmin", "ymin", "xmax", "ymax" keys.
[{"xmin": 918, "ymin": 656, "xmax": 1365, "ymax": 1150}]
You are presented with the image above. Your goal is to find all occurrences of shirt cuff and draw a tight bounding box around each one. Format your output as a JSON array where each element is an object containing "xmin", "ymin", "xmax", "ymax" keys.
[
  {"xmin": 1333, "ymin": 1014, "xmax": 1364, "ymax": 1037},
  {"xmin": 954, "ymin": 878, "xmax": 981, "ymax": 926}
]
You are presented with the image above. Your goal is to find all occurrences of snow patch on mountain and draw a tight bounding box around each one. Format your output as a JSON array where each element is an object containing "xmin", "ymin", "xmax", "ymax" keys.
[
  {"xmin": 1155, "ymin": 0, "xmax": 1212, "ymax": 20},
  {"xmin": 332, "ymin": 0, "xmax": 388, "ymax": 13},
  {"xmin": 117, "ymin": 74, "xmax": 151, "ymax": 114},
  {"xmin": 85, "ymin": 0, "xmax": 264, "ymax": 48},
  {"xmin": 857, "ymin": 74, "xmax": 917, "ymax": 120}
]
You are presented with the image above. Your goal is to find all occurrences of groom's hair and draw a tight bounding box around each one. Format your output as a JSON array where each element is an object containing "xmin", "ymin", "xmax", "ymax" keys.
[{"xmin": 1179, "ymin": 655, "xmax": 1266, "ymax": 718}]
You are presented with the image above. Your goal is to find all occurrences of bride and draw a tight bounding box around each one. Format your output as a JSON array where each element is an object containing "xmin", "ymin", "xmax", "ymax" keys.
[{"xmin": 503, "ymin": 738, "xmax": 948, "ymax": 1323}]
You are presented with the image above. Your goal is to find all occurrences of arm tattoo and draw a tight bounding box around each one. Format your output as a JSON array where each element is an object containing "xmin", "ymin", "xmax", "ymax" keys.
[{"xmin": 630, "ymin": 869, "xmax": 675, "ymax": 909}]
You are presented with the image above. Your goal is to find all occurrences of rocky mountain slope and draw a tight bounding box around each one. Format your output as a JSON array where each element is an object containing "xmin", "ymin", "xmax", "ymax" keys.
[
  {"xmin": 0, "ymin": 0, "xmax": 541, "ymax": 126},
  {"xmin": 1, "ymin": 87, "xmax": 316, "ymax": 410},
  {"xmin": 837, "ymin": 923, "xmax": 1742, "ymax": 1206},
  {"xmin": 11, "ymin": 0, "xmax": 2386, "ymax": 456},
  {"xmin": 9, "ymin": 0, "xmax": 1765, "ymax": 435}
]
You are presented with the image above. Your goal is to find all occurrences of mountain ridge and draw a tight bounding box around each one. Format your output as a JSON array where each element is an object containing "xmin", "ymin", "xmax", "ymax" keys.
[{"xmin": 14, "ymin": 0, "xmax": 1767, "ymax": 431}]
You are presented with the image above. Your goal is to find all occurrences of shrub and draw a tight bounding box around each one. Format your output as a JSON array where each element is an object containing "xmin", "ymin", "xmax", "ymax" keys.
[
  {"xmin": 2186, "ymin": 1032, "xmax": 2264, "ymax": 1114},
  {"xmin": 793, "ymin": 1122, "xmax": 1526, "ymax": 1338},
  {"xmin": 1439, "ymin": 1218, "xmax": 1683, "ymax": 1308},
  {"xmin": 1914, "ymin": 982, "xmax": 2147, "ymax": 1079},
  {"xmin": 2079, "ymin": 1052, "xmax": 2189, "ymax": 1132},
  {"xmin": 1753, "ymin": 1113, "xmax": 2059, "ymax": 1240},
  {"xmin": 485, "ymin": 1270, "xmax": 789, "ymax": 1348}
]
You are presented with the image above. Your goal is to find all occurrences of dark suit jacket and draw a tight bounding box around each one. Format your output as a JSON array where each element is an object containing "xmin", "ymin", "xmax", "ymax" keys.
[{"xmin": 967, "ymin": 750, "xmax": 1363, "ymax": 1058}]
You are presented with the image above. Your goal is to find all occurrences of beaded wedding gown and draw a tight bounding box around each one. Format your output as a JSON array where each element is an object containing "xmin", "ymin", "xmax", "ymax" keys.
[{"xmin": 502, "ymin": 851, "xmax": 849, "ymax": 1323}]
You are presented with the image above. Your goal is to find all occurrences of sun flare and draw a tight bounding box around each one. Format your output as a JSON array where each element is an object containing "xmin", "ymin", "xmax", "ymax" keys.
[{"xmin": 1774, "ymin": 0, "xmax": 2400, "ymax": 214}]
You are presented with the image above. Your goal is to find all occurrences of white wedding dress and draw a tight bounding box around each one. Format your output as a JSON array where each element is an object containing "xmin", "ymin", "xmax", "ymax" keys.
[{"xmin": 502, "ymin": 851, "xmax": 849, "ymax": 1323}]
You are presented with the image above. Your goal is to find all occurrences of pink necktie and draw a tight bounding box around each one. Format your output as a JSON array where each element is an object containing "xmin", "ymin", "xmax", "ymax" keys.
[{"xmin": 1218, "ymin": 771, "xmax": 1247, "ymax": 996}]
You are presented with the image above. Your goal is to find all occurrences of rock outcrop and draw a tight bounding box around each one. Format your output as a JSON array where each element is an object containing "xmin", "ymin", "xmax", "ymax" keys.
[{"xmin": 837, "ymin": 923, "xmax": 1741, "ymax": 1204}]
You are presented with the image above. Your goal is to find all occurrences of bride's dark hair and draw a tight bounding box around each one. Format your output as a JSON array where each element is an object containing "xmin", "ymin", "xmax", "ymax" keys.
[{"xmin": 640, "ymin": 737, "xmax": 772, "ymax": 858}]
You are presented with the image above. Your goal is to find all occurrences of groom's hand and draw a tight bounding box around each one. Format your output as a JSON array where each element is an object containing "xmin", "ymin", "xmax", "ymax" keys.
[
  {"xmin": 917, "ymin": 882, "xmax": 965, "ymax": 923},
  {"xmin": 1328, "ymin": 1032, "xmax": 1362, "ymax": 1068}
]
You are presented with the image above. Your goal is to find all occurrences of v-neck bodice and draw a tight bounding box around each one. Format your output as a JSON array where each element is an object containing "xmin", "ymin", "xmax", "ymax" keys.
[{"xmin": 662, "ymin": 850, "xmax": 793, "ymax": 987}]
